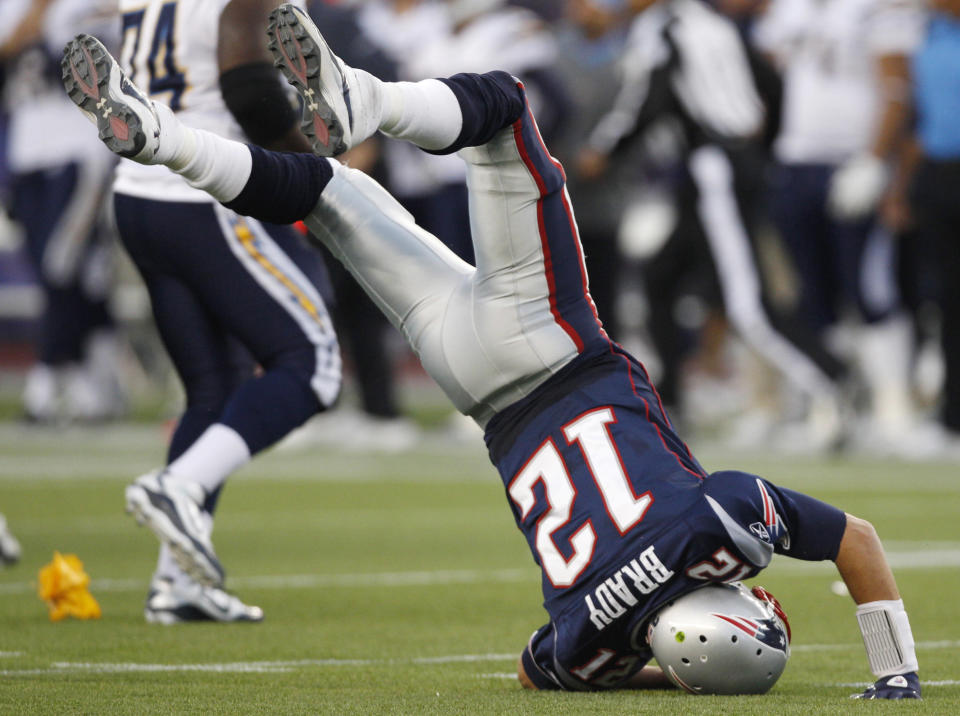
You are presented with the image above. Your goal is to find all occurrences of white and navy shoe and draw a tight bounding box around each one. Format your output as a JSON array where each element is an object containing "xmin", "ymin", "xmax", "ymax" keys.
[
  {"xmin": 852, "ymin": 672, "xmax": 921, "ymax": 700},
  {"xmin": 267, "ymin": 3, "xmax": 379, "ymax": 156},
  {"xmin": 61, "ymin": 34, "xmax": 169, "ymax": 163},
  {"xmin": 0, "ymin": 514, "xmax": 21, "ymax": 567},
  {"xmin": 145, "ymin": 577, "xmax": 263, "ymax": 624},
  {"xmin": 125, "ymin": 470, "xmax": 225, "ymax": 588}
]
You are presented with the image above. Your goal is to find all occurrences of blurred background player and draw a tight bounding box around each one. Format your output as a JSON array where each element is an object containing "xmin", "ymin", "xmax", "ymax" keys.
[
  {"xmin": 754, "ymin": 0, "xmax": 929, "ymax": 453},
  {"xmin": 0, "ymin": 0, "xmax": 126, "ymax": 424},
  {"xmin": 280, "ymin": 0, "xmax": 421, "ymax": 453},
  {"xmin": 352, "ymin": 0, "xmax": 570, "ymax": 264},
  {"xmin": 904, "ymin": 0, "xmax": 960, "ymax": 451},
  {"xmin": 412, "ymin": 0, "xmax": 571, "ymax": 145},
  {"xmin": 578, "ymin": 0, "xmax": 847, "ymax": 450},
  {"xmin": 355, "ymin": 0, "xmax": 472, "ymax": 263},
  {"xmin": 550, "ymin": 0, "xmax": 637, "ymax": 344},
  {"xmin": 112, "ymin": 0, "xmax": 341, "ymax": 623},
  {"xmin": 346, "ymin": 0, "xmax": 571, "ymax": 440}
]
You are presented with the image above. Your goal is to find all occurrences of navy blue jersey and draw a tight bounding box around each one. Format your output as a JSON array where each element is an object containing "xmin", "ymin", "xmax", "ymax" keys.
[{"xmin": 485, "ymin": 343, "xmax": 847, "ymax": 690}]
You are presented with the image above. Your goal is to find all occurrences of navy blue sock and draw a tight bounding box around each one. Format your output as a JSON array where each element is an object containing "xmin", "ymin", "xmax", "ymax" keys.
[
  {"xmin": 222, "ymin": 145, "xmax": 333, "ymax": 224},
  {"xmin": 429, "ymin": 71, "xmax": 526, "ymax": 155}
]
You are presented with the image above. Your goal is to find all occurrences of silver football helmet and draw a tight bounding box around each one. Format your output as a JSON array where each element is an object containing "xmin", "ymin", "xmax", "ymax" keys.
[{"xmin": 647, "ymin": 582, "xmax": 791, "ymax": 695}]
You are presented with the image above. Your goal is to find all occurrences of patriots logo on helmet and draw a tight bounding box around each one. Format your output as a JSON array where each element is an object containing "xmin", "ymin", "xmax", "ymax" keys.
[{"xmin": 711, "ymin": 613, "xmax": 788, "ymax": 652}]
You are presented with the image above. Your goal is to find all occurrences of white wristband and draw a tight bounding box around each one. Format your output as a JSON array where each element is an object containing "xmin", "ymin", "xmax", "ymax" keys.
[{"xmin": 856, "ymin": 599, "xmax": 919, "ymax": 678}]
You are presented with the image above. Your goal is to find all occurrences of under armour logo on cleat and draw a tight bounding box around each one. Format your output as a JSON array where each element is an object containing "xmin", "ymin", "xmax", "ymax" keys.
[{"xmin": 96, "ymin": 97, "xmax": 113, "ymax": 119}]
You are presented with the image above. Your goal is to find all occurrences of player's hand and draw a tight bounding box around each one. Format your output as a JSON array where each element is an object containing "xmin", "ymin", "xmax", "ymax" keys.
[
  {"xmin": 828, "ymin": 153, "xmax": 888, "ymax": 221},
  {"xmin": 851, "ymin": 672, "xmax": 921, "ymax": 700},
  {"xmin": 879, "ymin": 188, "xmax": 912, "ymax": 232},
  {"xmin": 517, "ymin": 656, "xmax": 538, "ymax": 690},
  {"xmin": 576, "ymin": 149, "xmax": 609, "ymax": 180}
]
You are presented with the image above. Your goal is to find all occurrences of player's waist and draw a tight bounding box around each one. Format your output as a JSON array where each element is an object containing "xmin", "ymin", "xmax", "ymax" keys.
[{"xmin": 483, "ymin": 342, "xmax": 624, "ymax": 457}]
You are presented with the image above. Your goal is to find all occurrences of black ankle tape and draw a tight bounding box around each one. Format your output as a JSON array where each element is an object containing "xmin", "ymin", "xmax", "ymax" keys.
[
  {"xmin": 223, "ymin": 145, "xmax": 333, "ymax": 224},
  {"xmin": 429, "ymin": 71, "xmax": 526, "ymax": 155}
]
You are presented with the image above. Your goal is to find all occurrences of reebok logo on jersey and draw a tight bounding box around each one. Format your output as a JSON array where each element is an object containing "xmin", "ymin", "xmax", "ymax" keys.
[
  {"xmin": 749, "ymin": 522, "xmax": 770, "ymax": 542},
  {"xmin": 755, "ymin": 479, "xmax": 790, "ymax": 549}
]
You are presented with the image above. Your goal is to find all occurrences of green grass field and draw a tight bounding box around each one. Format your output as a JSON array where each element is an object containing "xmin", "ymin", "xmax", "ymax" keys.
[{"xmin": 1, "ymin": 422, "xmax": 958, "ymax": 714}]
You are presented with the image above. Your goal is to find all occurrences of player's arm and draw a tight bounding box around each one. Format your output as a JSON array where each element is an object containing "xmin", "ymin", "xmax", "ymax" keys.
[
  {"xmin": 0, "ymin": 0, "xmax": 55, "ymax": 61},
  {"xmin": 761, "ymin": 480, "xmax": 920, "ymax": 699},
  {"xmin": 880, "ymin": 133, "xmax": 921, "ymax": 232},
  {"xmin": 577, "ymin": 37, "xmax": 673, "ymax": 180},
  {"xmin": 828, "ymin": 48, "xmax": 915, "ymax": 219},
  {"xmin": 518, "ymin": 653, "xmax": 673, "ymax": 691},
  {"xmin": 217, "ymin": 0, "xmax": 312, "ymax": 153},
  {"xmin": 868, "ymin": 54, "xmax": 913, "ymax": 164},
  {"xmin": 621, "ymin": 665, "xmax": 675, "ymax": 689},
  {"xmin": 834, "ymin": 513, "xmax": 899, "ymax": 603},
  {"xmin": 517, "ymin": 656, "xmax": 537, "ymax": 690},
  {"xmin": 833, "ymin": 513, "xmax": 921, "ymax": 700}
]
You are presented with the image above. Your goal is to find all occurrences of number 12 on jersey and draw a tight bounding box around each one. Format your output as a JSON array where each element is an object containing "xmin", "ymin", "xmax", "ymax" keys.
[{"xmin": 508, "ymin": 407, "xmax": 653, "ymax": 588}]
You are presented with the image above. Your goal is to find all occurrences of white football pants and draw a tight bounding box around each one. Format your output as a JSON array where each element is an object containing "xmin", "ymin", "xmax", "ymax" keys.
[{"xmin": 305, "ymin": 118, "xmax": 602, "ymax": 427}]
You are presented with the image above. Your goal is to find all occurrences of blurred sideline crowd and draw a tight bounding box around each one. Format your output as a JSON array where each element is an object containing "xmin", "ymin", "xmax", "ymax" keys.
[{"xmin": 2, "ymin": 0, "xmax": 960, "ymax": 460}]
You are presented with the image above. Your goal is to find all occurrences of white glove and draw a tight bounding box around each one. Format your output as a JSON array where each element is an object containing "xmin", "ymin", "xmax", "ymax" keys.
[{"xmin": 828, "ymin": 153, "xmax": 888, "ymax": 221}]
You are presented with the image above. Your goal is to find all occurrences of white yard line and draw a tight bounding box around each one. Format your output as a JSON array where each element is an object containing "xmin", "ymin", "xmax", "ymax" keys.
[
  {"xmin": 771, "ymin": 549, "xmax": 960, "ymax": 572},
  {"xmin": 839, "ymin": 680, "xmax": 960, "ymax": 688},
  {"xmin": 0, "ymin": 567, "xmax": 536, "ymax": 595},
  {"xmin": 1, "ymin": 644, "xmax": 958, "ymax": 678},
  {"xmin": 0, "ymin": 653, "xmax": 517, "ymax": 677},
  {"xmin": 792, "ymin": 639, "xmax": 960, "ymax": 652},
  {"xmin": 2, "ymin": 545, "xmax": 959, "ymax": 596},
  {"xmin": 237, "ymin": 568, "xmax": 533, "ymax": 589}
]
